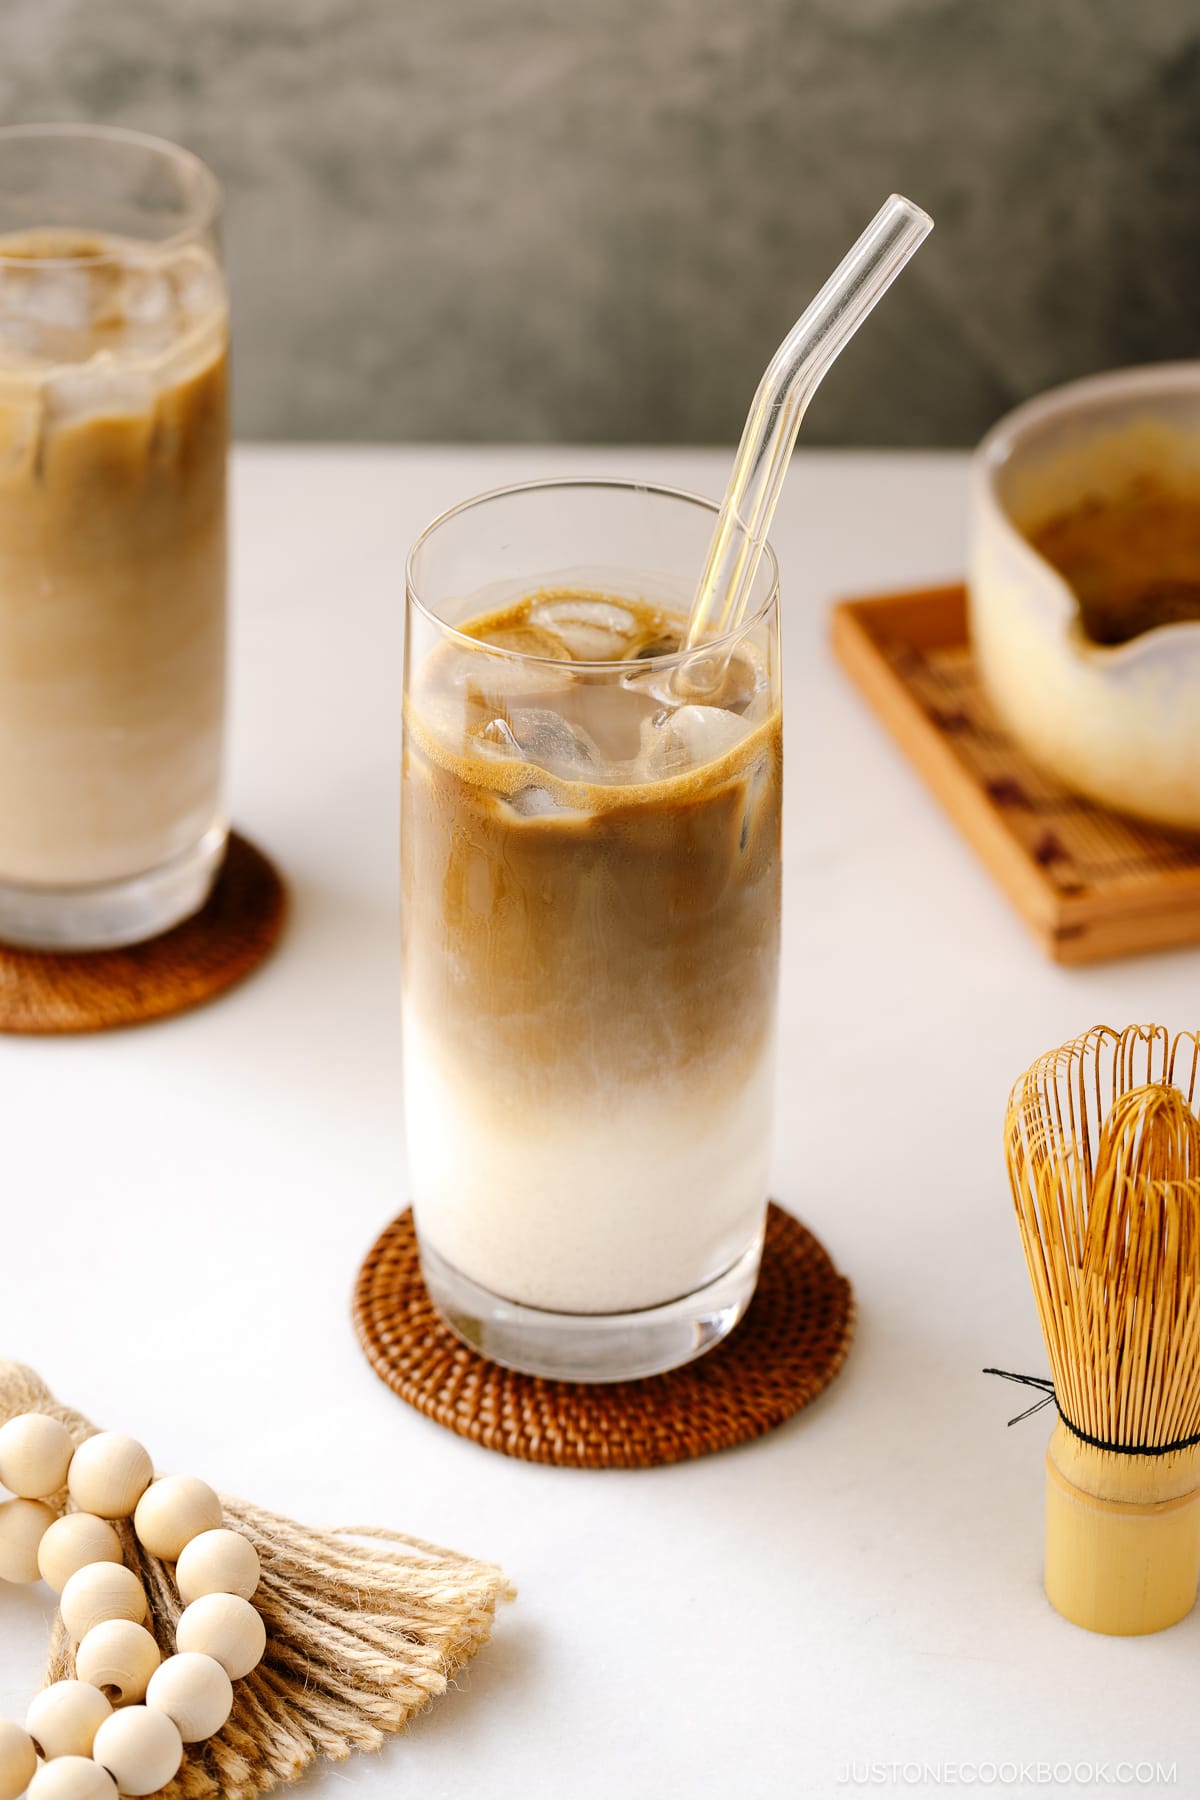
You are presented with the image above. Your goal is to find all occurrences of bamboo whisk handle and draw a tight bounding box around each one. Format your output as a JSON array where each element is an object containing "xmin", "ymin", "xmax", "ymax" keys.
[{"xmin": 1043, "ymin": 1422, "xmax": 1200, "ymax": 1636}]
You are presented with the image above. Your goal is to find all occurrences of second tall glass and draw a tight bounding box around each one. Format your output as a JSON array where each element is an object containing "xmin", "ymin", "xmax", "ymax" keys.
[
  {"xmin": 402, "ymin": 478, "xmax": 783, "ymax": 1380},
  {"xmin": 0, "ymin": 125, "xmax": 229, "ymax": 949}
]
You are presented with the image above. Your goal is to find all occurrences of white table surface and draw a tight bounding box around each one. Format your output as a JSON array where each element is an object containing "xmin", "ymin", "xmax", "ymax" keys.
[{"xmin": 4, "ymin": 445, "xmax": 1198, "ymax": 1800}]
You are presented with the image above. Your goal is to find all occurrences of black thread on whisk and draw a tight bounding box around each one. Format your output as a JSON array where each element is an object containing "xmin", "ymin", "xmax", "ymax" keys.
[
  {"xmin": 983, "ymin": 1369, "xmax": 1057, "ymax": 1425},
  {"xmin": 982, "ymin": 1369, "xmax": 1200, "ymax": 1457}
]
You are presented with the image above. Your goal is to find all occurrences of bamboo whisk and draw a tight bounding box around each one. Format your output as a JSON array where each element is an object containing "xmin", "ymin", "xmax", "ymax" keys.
[{"xmin": 1004, "ymin": 1024, "xmax": 1200, "ymax": 1635}]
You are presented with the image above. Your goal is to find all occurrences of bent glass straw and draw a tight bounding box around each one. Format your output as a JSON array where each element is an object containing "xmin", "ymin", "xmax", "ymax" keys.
[{"xmin": 684, "ymin": 194, "xmax": 933, "ymax": 651}]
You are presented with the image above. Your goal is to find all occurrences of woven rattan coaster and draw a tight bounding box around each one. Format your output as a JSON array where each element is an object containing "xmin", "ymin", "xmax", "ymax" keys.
[
  {"xmin": 353, "ymin": 1203, "xmax": 854, "ymax": 1468},
  {"xmin": 0, "ymin": 831, "xmax": 285, "ymax": 1035}
]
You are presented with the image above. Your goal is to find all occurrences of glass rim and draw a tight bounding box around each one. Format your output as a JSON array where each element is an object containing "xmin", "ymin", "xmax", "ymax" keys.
[
  {"xmin": 405, "ymin": 476, "xmax": 781, "ymax": 673},
  {"xmin": 0, "ymin": 123, "xmax": 221, "ymax": 265}
]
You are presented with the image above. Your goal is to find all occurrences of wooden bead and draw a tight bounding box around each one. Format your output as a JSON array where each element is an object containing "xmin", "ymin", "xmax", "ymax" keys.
[
  {"xmin": 0, "ymin": 1720, "xmax": 37, "ymax": 1800},
  {"xmin": 26, "ymin": 1757, "xmax": 116, "ymax": 1800},
  {"xmin": 37, "ymin": 1515, "xmax": 123, "ymax": 1595},
  {"xmin": 0, "ymin": 1496, "xmax": 56, "ymax": 1584},
  {"xmin": 60, "ymin": 1563, "xmax": 147, "ymax": 1643},
  {"xmin": 66, "ymin": 1435, "xmax": 152, "ymax": 1521},
  {"xmin": 74, "ymin": 1621, "xmax": 160, "ymax": 1706},
  {"xmin": 176, "ymin": 1593, "xmax": 265, "ymax": 1680},
  {"xmin": 146, "ymin": 1653, "xmax": 233, "ymax": 1743},
  {"xmin": 92, "ymin": 1707, "xmax": 182, "ymax": 1798},
  {"xmin": 26, "ymin": 1681, "xmax": 112, "ymax": 1760},
  {"xmin": 133, "ymin": 1475, "xmax": 221, "ymax": 1561},
  {"xmin": 0, "ymin": 1415, "xmax": 75, "ymax": 1500},
  {"xmin": 175, "ymin": 1528, "xmax": 260, "ymax": 1604}
]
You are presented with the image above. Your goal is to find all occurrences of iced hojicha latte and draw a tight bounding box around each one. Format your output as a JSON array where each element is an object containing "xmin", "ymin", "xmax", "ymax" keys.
[
  {"xmin": 402, "ymin": 506, "xmax": 783, "ymax": 1381},
  {"xmin": 0, "ymin": 128, "xmax": 229, "ymax": 949}
]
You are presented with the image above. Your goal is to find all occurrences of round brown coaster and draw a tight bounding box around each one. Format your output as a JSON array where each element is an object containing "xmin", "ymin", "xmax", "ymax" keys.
[
  {"xmin": 0, "ymin": 831, "xmax": 286, "ymax": 1035},
  {"xmin": 352, "ymin": 1203, "xmax": 855, "ymax": 1468}
]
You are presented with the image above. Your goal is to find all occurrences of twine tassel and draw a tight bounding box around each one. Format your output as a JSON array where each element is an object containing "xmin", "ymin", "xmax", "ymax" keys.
[{"xmin": 0, "ymin": 1361, "xmax": 514, "ymax": 1800}]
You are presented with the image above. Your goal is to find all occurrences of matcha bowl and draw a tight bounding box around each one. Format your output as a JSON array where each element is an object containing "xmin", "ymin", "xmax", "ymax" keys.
[{"xmin": 969, "ymin": 363, "xmax": 1200, "ymax": 833}]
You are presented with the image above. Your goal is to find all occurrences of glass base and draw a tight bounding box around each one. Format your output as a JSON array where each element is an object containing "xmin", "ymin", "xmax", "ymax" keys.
[
  {"xmin": 418, "ymin": 1229, "xmax": 764, "ymax": 1383},
  {"xmin": 0, "ymin": 825, "xmax": 227, "ymax": 951}
]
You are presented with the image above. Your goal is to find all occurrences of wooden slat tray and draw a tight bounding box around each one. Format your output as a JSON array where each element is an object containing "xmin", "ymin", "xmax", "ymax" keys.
[{"xmin": 830, "ymin": 583, "xmax": 1200, "ymax": 965}]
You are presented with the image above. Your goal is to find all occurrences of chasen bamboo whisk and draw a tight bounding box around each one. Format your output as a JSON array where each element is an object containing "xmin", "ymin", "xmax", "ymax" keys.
[{"xmin": 1004, "ymin": 1024, "xmax": 1200, "ymax": 1636}]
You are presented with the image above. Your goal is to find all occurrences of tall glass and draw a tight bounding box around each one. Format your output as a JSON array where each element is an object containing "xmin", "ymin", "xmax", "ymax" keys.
[
  {"xmin": 402, "ymin": 479, "xmax": 782, "ymax": 1380},
  {"xmin": 0, "ymin": 125, "xmax": 229, "ymax": 949}
]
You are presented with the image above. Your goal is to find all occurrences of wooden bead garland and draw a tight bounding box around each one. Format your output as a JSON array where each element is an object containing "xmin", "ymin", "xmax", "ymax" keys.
[
  {"xmin": 0, "ymin": 1413, "xmax": 266, "ymax": 1800},
  {"xmin": 175, "ymin": 1528, "xmax": 260, "ymax": 1605},
  {"xmin": 66, "ymin": 1437, "xmax": 153, "ymax": 1523},
  {"xmin": 0, "ymin": 1502, "xmax": 57, "ymax": 1585},
  {"xmin": 0, "ymin": 1419, "xmax": 74, "ymax": 1502},
  {"xmin": 0, "ymin": 1722, "xmax": 37, "ymax": 1800},
  {"xmin": 26, "ymin": 1760, "xmax": 115, "ymax": 1800},
  {"xmin": 175, "ymin": 1594, "xmax": 266, "ymax": 1682},
  {"xmin": 73, "ymin": 1623, "xmax": 160, "ymax": 1708},
  {"xmin": 36, "ymin": 1520, "xmax": 123, "ymax": 1597},
  {"xmin": 24, "ymin": 1687, "xmax": 110, "ymax": 1762},
  {"xmin": 132, "ymin": 1478, "xmax": 222, "ymax": 1563},
  {"xmin": 59, "ymin": 1566, "xmax": 147, "ymax": 1644},
  {"xmin": 90, "ymin": 1713, "xmax": 181, "ymax": 1799},
  {"xmin": 144, "ymin": 1656, "xmax": 232, "ymax": 1744}
]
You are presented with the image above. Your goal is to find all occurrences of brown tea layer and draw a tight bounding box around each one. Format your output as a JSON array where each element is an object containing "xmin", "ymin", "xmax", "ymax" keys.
[{"xmin": 402, "ymin": 717, "xmax": 780, "ymax": 1087}]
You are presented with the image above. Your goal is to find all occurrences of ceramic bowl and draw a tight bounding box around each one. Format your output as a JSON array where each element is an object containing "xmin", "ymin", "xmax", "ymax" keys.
[{"xmin": 968, "ymin": 362, "xmax": 1200, "ymax": 832}]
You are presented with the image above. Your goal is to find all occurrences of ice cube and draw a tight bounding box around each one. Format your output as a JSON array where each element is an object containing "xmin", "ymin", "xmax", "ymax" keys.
[
  {"xmin": 120, "ymin": 266, "xmax": 174, "ymax": 329},
  {"xmin": 478, "ymin": 717, "xmax": 522, "ymax": 757},
  {"xmin": 637, "ymin": 704, "xmax": 751, "ymax": 777},
  {"xmin": 511, "ymin": 708, "xmax": 599, "ymax": 774},
  {"xmin": 480, "ymin": 707, "xmax": 600, "ymax": 779},
  {"xmin": 45, "ymin": 354, "xmax": 155, "ymax": 427},
  {"xmin": 527, "ymin": 598, "xmax": 639, "ymax": 662},
  {"xmin": 167, "ymin": 245, "xmax": 225, "ymax": 322},
  {"xmin": 0, "ymin": 264, "xmax": 96, "ymax": 365},
  {"xmin": 503, "ymin": 784, "xmax": 582, "ymax": 818},
  {"xmin": 1, "ymin": 264, "xmax": 92, "ymax": 334}
]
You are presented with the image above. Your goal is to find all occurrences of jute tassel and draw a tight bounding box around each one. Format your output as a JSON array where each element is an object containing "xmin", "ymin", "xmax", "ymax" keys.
[
  {"xmin": 1004, "ymin": 1024, "xmax": 1200, "ymax": 1637},
  {"xmin": 0, "ymin": 1361, "xmax": 515, "ymax": 1798}
]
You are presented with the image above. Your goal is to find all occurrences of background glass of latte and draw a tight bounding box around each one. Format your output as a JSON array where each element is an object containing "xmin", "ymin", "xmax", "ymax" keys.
[
  {"xmin": 402, "ymin": 479, "xmax": 782, "ymax": 1380},
  {"xmin": 0, "ymin": 125, "xmax": 228, "ymax": 949}
]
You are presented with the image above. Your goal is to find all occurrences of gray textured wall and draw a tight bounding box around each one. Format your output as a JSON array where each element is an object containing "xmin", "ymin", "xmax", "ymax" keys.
[{"xmin": 1, "ymin": 0, "xmax": 1197, "ymax": 446}]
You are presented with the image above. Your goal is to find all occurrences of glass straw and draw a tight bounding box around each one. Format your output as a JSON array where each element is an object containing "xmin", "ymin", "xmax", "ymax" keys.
[{"xmin": 684, "ymin": 194, "xmax": 933, "ymax": 651}]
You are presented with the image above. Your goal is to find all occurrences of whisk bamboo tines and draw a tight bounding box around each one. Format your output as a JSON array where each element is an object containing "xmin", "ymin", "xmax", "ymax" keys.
[
  {"xmin": 0, "ymin": 1362, "xmax": 514, "ymax": 1800},
  {"xmin": 1004, "ymin": 1025, "xmax": 1200, "ymax": 1636}
]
